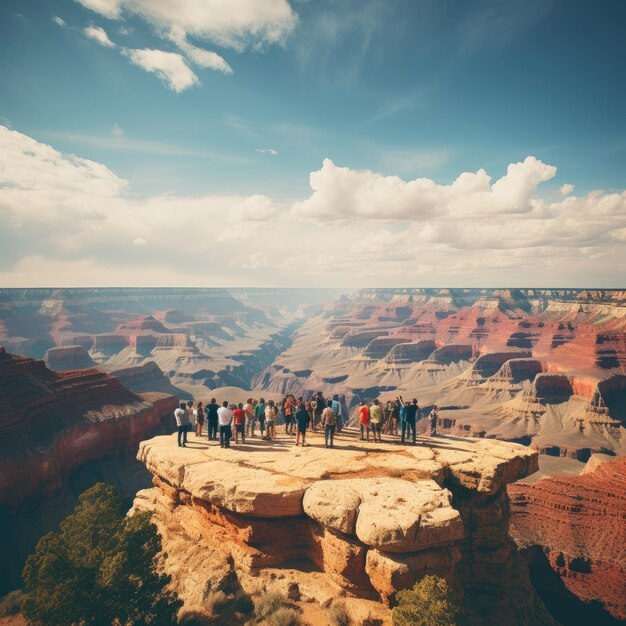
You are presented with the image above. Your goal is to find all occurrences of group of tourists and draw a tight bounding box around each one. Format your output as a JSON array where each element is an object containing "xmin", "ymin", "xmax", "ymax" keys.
[
  {"xmin": 358, "ymin": 396, "xmax": 438, "ymax": 445},
  {"xmin": 173, "ymin": 392, "xmax": 439, "ymax": 449}
]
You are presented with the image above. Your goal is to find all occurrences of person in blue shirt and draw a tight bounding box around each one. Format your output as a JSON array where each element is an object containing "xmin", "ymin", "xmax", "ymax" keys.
[{"xmin": 331, "ymin": 394, "xmax": 343, "ymax": 431}]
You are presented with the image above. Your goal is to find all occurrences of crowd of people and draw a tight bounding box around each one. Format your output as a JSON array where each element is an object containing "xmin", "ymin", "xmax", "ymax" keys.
[{"xmin": 173, "ymin": 392, "xmax": 439, "ymax": 450}]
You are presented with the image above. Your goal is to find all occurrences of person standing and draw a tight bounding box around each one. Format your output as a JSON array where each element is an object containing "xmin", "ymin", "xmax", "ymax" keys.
[
  {"xmin": 174, "ymin": 402, "xmax": 190, "ymax": 447},
  {"xmin": 399, "ymin": 396, "xmax": 419, "ymax": 445},
  {"xmin": 244, "ymin": 398, "xmax": 255, "ymax": 437},
  {"xmin": 359, "ymin": 401, "xmax": 371, "ymax": 441},
  {"xmin": 322, "ymin": 400, "xmax": 337, "ymax": 448},
  {"xmin": 309, "ymin": 397, "xmax": 318, "ymax": 431},
  {"xmin": 429, "ymin": 404, "xmax": 439, "ymax": 436},
  {"xmin": 195, "ymin": 401, "xmax": 205, "ymax": 437},
  {"xmin": 206, "ymin": 398, "xmax": 219, "ymax": 441},
  {"xmin": 284, "ymin": 395, "xmax": 295, "ymax": 435},
  {"xmin": 217, "ymin": 401, "xmax": 233, "ymax": 448},
  {"xmin": 295, "ymin": 400, "xmax": 310, "ymax": 446},
  {"xmin": 369, "ymin": 399, "xmax": 383, "ymax": 443},
  {"xmin": 265, "ymin": 400, "xmax": 277, "ymax": 440},
  {"xmin": 187, "ymin": 400, "xmax": 196, "ymax": 435},
  {"xmin": 255, "ymin": 398, "xmax": 267, "ymax": 438},
  {"xmin": 233, "ymin": 402, "xmax": 246, "ymax": 444},
  {"xmin": 331, "ymin": 394, "xmax": 343, "ymax": 432},
  {"xmin": 391, "ymin": 399, "xmax": 400, "ymax": 435}
]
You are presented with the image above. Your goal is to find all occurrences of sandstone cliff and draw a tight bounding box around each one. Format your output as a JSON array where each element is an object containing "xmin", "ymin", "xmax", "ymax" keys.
[
  {"xmin": 132, "ymin": 431, "xmax": 556, "ymax": 625},
  {"xmin": 509, "ymin": 455, "xmax": 626, "ymax": 624},
  {"xmin": 0, "ymin": 348, "xmax": 179, "ymax": 594}
]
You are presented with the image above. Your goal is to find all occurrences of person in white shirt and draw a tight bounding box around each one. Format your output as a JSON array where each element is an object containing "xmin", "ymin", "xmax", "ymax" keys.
[
  {"xmin": 217, "ymin": 400, "xmax": 233, "ymax": 448},
  {"xmin": 174, "ymin": 402, "xmax": 190, "ymax": 447}
]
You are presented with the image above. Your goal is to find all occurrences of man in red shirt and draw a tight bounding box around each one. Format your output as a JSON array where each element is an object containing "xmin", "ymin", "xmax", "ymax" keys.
[
  {"xmin": 233, "ymin": 403, "xmax": 246, "ymax": 444},
  {"xmin": 359, "ymin": 401, "xmax": 370, "ymax": 441}
]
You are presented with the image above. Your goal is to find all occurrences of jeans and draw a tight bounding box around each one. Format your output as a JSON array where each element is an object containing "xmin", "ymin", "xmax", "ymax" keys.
[
  {"xmin": 336, "ymin": 414, "xmax": 343, "ymax": 432},
  {"xmin": 360, "ymin": 424, "xmax": 370, "ymax": 439},
  {"xmin": 219, "ymin": 425, "xmax": 231, "ymax": 448},
  {"xmin": 177, "ymin": 424, "xmax": 189, "ymax": 446},
  {"xmin": 325, "ymin": 424, "xmax": 336, "ymax": 447},
  {"xmin": 246, "ymin": 416, "xmax": 255, "ymax": 436},
  {"xmin": 402, "ymin": 419, "xmax": 416, "ymax": 443},
  {"xmin": 208, "ymin": 417, "xmax": 218, "ymax": 440}
]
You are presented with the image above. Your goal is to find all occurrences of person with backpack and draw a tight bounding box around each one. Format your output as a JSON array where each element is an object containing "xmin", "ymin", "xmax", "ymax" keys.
[
  {"xmin": 321, "ymin": 400, "xmax": 337, "ymax": 448},
  {"xmin": 284, "ymin": 395, "xmax": 295, "ymax": 435},
  {"xmin": 309, "ymin": 397, "xmax": 318, "ymax": 431},
  {"xmin": 174, "ymin": 402, "xmax": 190, "ymax": 447},
  {"xmin": 331, "ymin": 394, "xmax": 343, "ymax": 432},
  {"xmin": 244, "ymin": 398, "xmax": 255, "ymax": 437}
]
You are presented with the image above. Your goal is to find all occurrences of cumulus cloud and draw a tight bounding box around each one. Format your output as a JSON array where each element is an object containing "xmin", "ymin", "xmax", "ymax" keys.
[
  {"xmin": 293, "ymin": 156, "xmax": 557, "ymax": 221},
  {"xmin": 560, "ymin": 183, "xmax": 575, "ymax": 195},
  {"xmin": 1, "ymin": 125, "xmax": 625, "ymax": 287},
  {"xmin": 122, "ymin": 48, "xmax": 198, "ymax": 92},
  {"xmin": 84, "ymin": 25, "xmax": 115, "ymax": 47},
  {"xmin": 75, "ymin": 0, "xmax": 297, "ymax": 80},
  {"xmin": 53, "ymin": 15, "xmax": 66, "ymax": 27}
]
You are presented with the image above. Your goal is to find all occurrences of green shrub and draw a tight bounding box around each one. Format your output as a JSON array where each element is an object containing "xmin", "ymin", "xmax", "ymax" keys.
[
  {"xmin": 254, "ymin": 590, "xmax": 286, "ymax": 620},
  {"xmin": 328, "ymin": 600, "xmax": 351, "ymax": 626},
  {"xmin": 392, "ymin": 575, "xmax": 459, "ymax": 626},
  {"xmin": 22, "ymin": 483, "xmax": 182, "ymax": 626},
  {"xmin": 0, "ymin": 590, "xmax": 24, "ymax": 617}
]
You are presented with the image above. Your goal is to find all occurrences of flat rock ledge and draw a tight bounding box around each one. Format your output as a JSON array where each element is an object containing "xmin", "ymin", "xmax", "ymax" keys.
[{"xmin": 133, "ymin": 432, "xmax": 553, "ymax": 625}]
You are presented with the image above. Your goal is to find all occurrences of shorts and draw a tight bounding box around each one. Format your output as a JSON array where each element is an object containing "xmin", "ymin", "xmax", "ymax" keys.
[
  {"xmin": 371, "ymin": 422, "xmax": 381, "ymax": 432},
  {"xmin": 235, "ymin": 424, "xmax": 245, "ymax": 433},
  {"xmin": 266, "ymin": 420, "xmax": 275, "ymax": 428},
  {"xmin": 297, "ymin": 425, "xmax": 307, "ymax": 434}
]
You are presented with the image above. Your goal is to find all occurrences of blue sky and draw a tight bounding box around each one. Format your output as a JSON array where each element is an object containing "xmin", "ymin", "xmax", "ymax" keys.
[{"xmin": 0, "ymin": 0, "xmax": 625, "ymax": 287}]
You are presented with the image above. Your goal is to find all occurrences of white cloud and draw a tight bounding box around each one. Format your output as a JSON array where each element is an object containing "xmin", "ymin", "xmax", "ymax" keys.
[
  {"xmin": 1, "ymin": 125, "xmax": 625, "ymax": 287},
  {"xmin": 53, "ymin": 15, "xmax": 66, "ymax": 27},
  {"xmin": 560, "ymin": 183, "xmax": 575, "ymax": 195},
  {"xmin": 293, "ymin": 156, "xmax": 557, "ymax": 221},
  {"xmin": 111, "ymin": 123, "xmax": 124, "ymax": 137},
  {"xmin": 122, "ymin": 48, "xmax": 198, "ymax": 92},
  {"xmin": 256, "ymin": 148, "xmax": 278, "ymax": 156},
  {"xmin": 167, "ymin": 26, "xmax": 232, "ymax": 74},
  {"xmin": 75, "ymin": 0, "xmax": 122, "ymax": 20},
  {"xmin": 84, "ymin": 25, "xmax": 116, "ymax": 47}
]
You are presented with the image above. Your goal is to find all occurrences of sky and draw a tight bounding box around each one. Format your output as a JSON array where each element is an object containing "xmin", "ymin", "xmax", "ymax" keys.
[{"xmin": 0, "ymin": 0, "xmax": 625, "ymax": 288}]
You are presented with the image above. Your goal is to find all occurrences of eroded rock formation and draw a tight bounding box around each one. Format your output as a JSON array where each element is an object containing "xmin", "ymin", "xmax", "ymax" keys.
[
  {"xmin": 132, "ymin": 433, "xmax": 555, "ymax": 625},
  {"xmin": 0, "ymin": 348, "xmax": 178, "ymax": 594},
  {"xmin": 509, "ymin": 455, "xmax": 626, "ymax": 623}
]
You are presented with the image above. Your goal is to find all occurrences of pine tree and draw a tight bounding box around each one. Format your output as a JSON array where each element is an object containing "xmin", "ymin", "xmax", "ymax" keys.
[
  {"xmin": 22, "ymin": 483, "xmax": 182, "ymax": 626},
  {"xmin": 392, "ymin": 575, "xmax": 459, "ymax": 626}
]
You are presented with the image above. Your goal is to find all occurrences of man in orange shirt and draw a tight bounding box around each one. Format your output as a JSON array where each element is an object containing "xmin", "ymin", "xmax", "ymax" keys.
[
  {"xmin": 233, "ymin": 403, "xmax": 246, "ymax": 444},
  {"xmin": 359, "ymin": 401, "xmax": 370, "ymax": 441}
]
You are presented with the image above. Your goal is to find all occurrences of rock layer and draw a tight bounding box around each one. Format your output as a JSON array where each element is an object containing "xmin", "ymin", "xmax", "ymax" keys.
[
  {"xmin": 133, "ymin": 432, "xmax": 556, "ymax": 625},
  {"xmin": 509, "ymin": 455, "xmax": 626, "ymax": 622}
]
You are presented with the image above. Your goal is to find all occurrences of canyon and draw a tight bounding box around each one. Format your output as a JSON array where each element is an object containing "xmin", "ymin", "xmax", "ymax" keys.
[{"xmin": 1, "ymin": 287, "xmax": 624, "ymax": 624}]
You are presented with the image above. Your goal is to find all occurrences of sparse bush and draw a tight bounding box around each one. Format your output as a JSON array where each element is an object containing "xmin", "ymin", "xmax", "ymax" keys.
[
  {"xmin": 267, "ymin": 606, "xmax": 302, "ymax": 626},
  {"xmin": 231, "ymin": 588, "xmax": 254, "ymax": 615},
  {"xmin": 391, "ymin": 575, "xmax": 458, "ymax": 626},
  {"xmin": 0, "ymin": 590, "xmax": 24, "ymax": 617},
  {"xmin": 328, "ymin": 600, "xmax": 351, "ymax": 626},
  {"xmin": 254, "ymin": 591, "xmax": 286, "ymax": 620}
]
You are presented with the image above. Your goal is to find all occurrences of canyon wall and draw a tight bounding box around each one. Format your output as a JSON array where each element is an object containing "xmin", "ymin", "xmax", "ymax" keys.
[
  {"xmin": 509, "ymin": 455, "xmax": 626, "ymax": 624},
  {"xmin": 132, "ymin": 433, "xmax": 556, "ymax": 625},
  {"xmin": 0, "ymin": 348, "xmax": 178, "ymax": 594}
]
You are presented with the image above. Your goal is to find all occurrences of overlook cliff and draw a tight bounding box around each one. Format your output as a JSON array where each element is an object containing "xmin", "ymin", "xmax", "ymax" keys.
[
  {"xmin": 0, "ymin": 348, "xmax": 178, "ymax": 594},
  {"xmin": 132, "ymin": 432, "xmax": 556, "ymax": 625}
]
